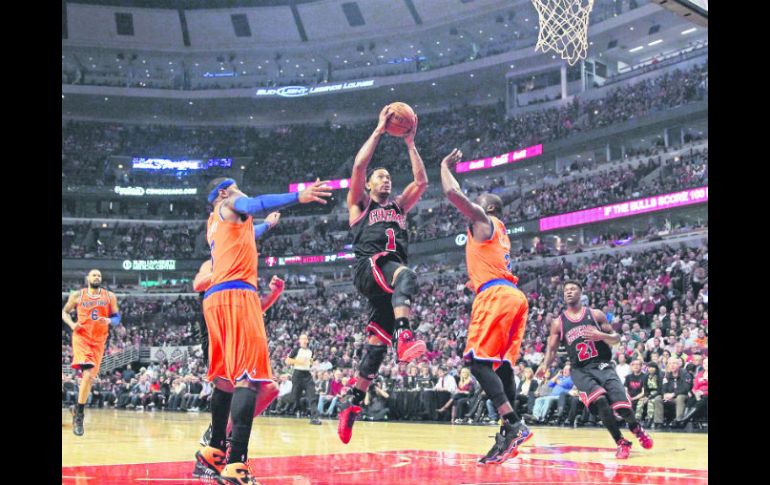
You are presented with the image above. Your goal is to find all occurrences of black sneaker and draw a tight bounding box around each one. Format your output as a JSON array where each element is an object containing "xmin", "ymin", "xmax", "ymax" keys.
[
  {"xmin": 309, "ymin": 417, "xmax": 322, "ymax": 425},
  {"xmin": 71, "ymin": 407, "xmax": 84, "ymax": 437},
  {"xmin": 199, "ymin": 423, "xmax": 212, "ymax": 447},
  {"xmin": 478, "ymin": 421, "xmax": 533, "ymax": 465}
]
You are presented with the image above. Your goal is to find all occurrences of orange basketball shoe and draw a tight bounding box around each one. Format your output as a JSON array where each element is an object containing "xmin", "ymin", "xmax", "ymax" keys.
[
  {"xmin": 219, "ymin": 462, "xmax": 262, "ymax": 484},
  {"xmin": 193, "ymin": 446, "xmax": 226, "ymax": 478}
]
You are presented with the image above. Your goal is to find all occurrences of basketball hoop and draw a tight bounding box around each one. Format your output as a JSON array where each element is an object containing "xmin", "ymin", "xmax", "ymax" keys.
[{"xmin": 532, "ymin": 0, "xmax": 594, "ymax": 66}]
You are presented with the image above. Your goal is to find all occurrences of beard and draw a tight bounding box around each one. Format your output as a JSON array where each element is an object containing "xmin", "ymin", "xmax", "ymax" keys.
[{"xmin": 89, "ymin": 281, "xmax": 101, "ymax": 289}]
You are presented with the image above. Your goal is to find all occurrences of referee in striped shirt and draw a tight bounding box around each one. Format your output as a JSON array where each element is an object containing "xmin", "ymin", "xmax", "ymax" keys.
[{"xmin": 285, "ymin": 334, "xmax": 322, "ymax": 425}]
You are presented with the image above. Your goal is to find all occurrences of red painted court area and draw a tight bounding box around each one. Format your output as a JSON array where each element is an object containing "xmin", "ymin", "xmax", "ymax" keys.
[{"xmin": 62, "ymin": 449, "xmax": 707, "ymax": 484}]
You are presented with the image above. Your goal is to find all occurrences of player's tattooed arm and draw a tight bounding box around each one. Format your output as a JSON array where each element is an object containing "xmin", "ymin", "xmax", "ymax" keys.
[
  {"xmin": 348, "ymin": 105, "xmax": 393, "ymax": 213},
  {"xmin": 440, "ymin": 148, "xmax": 492, "ymax": 240},
  {"xmin": 61, "ymin": 291, "xmax": 80, "ymax": 331},
  {"xmin": 396, "ymin": 115, "xmax": 428, "ymax": 213},
  {"xmin": 536, "ymin": 316, "xmax": 562, "ymax": 379}
]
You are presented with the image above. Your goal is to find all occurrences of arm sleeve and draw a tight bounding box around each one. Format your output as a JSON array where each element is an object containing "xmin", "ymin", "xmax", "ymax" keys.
[
  {"xmin": 253, "ymin": 222, "xmax": 270, "ymax": 239},
  {"xmin": 232, "ymin": 192, "xmax": 299, "ymax": 216}
]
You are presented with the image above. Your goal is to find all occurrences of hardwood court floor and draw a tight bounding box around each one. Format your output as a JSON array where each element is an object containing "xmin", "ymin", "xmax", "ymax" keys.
[{"xmin": 62, "ymin": 409, "xmax": 707, "ymax": 484}]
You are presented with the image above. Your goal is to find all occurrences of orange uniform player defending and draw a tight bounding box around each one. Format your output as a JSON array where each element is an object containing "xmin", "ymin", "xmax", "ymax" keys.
[
  {"xmin": 61, "ymin": 269, "xmax": 121, "ymax": 437},
  {"xmin": 193, "ymin": 177, "xmax": 331, "ymax": 485},
  {"xmin": 440, "ymin": 149, "xmax": 532, "ymax": 465},
  {"xmin": 192, "ymin": 258, "xmax": 285, "ymax": 450}
]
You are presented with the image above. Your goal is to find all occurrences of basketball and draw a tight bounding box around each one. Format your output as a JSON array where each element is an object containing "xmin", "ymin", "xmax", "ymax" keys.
[{"xmin": 385, "ymin": 102, "xmax": 416, "ymax": 137}]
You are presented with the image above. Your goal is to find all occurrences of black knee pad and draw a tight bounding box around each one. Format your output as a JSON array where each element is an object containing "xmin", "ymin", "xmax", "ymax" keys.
[
  {"xmin": 359, "ymin": 344, "xmax": 388, "ymax": 380},
  {"xmin": 470, "ymin": 360, "xmax": 507, "ymax": 408},
  {"xmin": 391, "ymin": 268, "xmax": 417, "ymax": 308}
]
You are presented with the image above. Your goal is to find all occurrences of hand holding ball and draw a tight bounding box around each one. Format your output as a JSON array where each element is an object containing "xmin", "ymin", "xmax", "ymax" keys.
[{"xmin": 384, "ymin": 102, "xmax": 416, "ymax": 137}]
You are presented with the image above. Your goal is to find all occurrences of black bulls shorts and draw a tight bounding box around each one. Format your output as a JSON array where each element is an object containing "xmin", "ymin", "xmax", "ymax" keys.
[
  {"xmin": 353, "ymin": 252, "xmax": 404, "ymax": 345},
  {"xmin": 571, "ymin": 361, "xmax": 632, "ymax": 414}
]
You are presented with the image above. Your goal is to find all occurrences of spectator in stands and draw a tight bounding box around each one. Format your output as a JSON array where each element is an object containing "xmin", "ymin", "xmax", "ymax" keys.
[
  {"xmin": 448, "ymin": 368, "xmax": 477, "ymax": 424},
  {"xmin": 654, "ymin": 358, "xmax": 692, "ymax": 427},
  {"xmin": 530, "ymin": 364, "xmax": 573, "ymax": 424},
  {"xmin": 362, "ymin": 377, "xmax": 391, "ymax": 421},
  {"xmin": 167, "ymin": 378, "xmax": 188, "ymax": 411},
  {"xmin": 675, "ymin": 357, "xmax": 708, "ymax": 427},
  {"xmin": 317, "ymin": 369, "xmax": 344, "ymax": 417},
  {"xmin": 271, "ymin": 374, "xmax": 294, "ymax": 415},
  {"xmin": 514, "ymin": 367, "xmax": 539, "ymax": 418}
]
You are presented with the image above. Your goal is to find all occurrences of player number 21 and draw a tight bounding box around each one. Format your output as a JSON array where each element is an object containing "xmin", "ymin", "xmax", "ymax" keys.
[
  {"xmin": 576, "ymin": 341, "xmax": 599, "ymax": 361},
  {"xmin": 385, "ymin": 228, "xmax": 396, "ymax": 252}
]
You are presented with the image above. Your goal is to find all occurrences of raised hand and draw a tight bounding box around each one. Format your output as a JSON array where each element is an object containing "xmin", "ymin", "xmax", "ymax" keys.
[
  {"xmin": 298, "ymin": 178, "xmax": 333, "ymax": 204},
  {"xmin": 265, "ymin": 212, "xmax": 281, "ymax": 228},
  {"xmin": 269, "ymin": 275, "xmax": 285, "ymax": 293},
  {"xmin": 374, "ymin": 105, "xmax": 394, "ymax": 135},
  {"xmin": 441, "ymin": 148, "xmax": 463, "ymax": 170}
]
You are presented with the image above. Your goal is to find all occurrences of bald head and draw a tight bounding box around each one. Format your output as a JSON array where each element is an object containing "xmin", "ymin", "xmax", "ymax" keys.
[{"xmin": 476, "ymin": 193, "xmax": 503, "ymax": 216}]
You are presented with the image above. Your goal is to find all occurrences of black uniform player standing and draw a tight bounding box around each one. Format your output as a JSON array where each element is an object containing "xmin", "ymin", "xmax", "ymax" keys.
[
  {"xmin": 338, "ymin": 104, "xmax": 428, "ymax": 444},
  {"xmin": 537, "ymin": 281, "xmax": 654, "ymax": 459}
]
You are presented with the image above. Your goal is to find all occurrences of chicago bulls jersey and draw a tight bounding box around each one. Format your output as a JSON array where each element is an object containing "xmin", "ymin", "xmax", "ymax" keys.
[
  {"xmin": 350, "ymin": 197, "xmax": 408, "ymax": 264},
  {"xmin": 558, "ymin": 306, "xmax": 613, "ymax": 368}
]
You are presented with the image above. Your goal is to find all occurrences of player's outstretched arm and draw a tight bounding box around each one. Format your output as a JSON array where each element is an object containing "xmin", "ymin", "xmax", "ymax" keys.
[
  {"xmin": 348, "ymin": 105, "xmax": 393, "ymax": 213},
  {"xmin": 62, "ymin": 291, "xmax": 80, "ymax": 331},
  {"xmin": 395, "ymin": 115, "xmax": 429, "ymax": 213},
  {"xmin": 226, "ymin": 181, "xmax": 332, "ymax": 217},
  {"xmin": 536, "ymin": 317, "xmax": 562, "ymax": 379},
  {"xmin": 440, "ymin": 148, "xmax": 491, "ymax": 238}
]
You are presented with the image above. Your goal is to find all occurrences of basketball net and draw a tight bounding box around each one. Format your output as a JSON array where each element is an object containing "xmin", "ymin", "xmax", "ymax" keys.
[{"xmin": 532, "ymin": 0, "xmax": 594, "ymax": 66}]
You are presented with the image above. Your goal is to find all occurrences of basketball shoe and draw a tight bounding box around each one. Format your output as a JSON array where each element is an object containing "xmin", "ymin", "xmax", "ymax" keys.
[
  {"xmin": 337, "ymin": 404, "xmax": 362, "ymax": 444},
  {"xmin": 478, "ymin": 420, "xmax": 532, "ymax": 465},
  {"xmin": 219, "ymin": 462, "xmax": 262, "ymax": 484},
  {"xmin": 70, "ymin": 406, "xmax": 84, "ymax": 437},
  {"xmin": 631, "ymin": 424, "xmax": 653, "ymax": 449},
  {"xmin": 193, "ymin": 446, "xmax": 226, "ymax": 478},
  {"xmin": 615, "ymin": 438, "xmax": 632, "ymax": 459},
  {"xmin": 395, "ymin": 329, "xmax": 426, "ymax": 363}
]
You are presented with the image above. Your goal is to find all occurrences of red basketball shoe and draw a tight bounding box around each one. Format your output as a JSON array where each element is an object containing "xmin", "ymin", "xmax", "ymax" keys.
[
  {"xmin": 337, "ymin": 405, "xmax": 362, "ymax": 444},
  {"xmin": 395, "ymin": 329, "xmax": 426, "ymax": 363},
  {"xmin": 615, "ymin": 438, "xmax": 632, "ymax": 459},
  {"xmin": 632, "ymin": 424, "xmax": 654, "ymax": 449}
]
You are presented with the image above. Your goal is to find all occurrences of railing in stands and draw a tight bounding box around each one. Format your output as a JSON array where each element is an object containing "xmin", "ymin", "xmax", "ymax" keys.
[{"xmin": 98, "ymin": 345, "xmax": 141, "ymax": 375}]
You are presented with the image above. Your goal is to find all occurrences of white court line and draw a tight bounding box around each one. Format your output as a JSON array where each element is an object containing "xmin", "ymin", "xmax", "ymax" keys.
[{"xmin": 334, "ymin": 469, "xmax": 380, "ymax": 475}]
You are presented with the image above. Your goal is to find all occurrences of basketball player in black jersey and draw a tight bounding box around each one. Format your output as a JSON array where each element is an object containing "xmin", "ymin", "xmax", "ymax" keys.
[
  {"xmin": 536, "ymin": 281, "xmax": 653, "ymax": 459},
  {"xmin": 338, "ymin": 104, "xmax": 428, "ymax": 444}
]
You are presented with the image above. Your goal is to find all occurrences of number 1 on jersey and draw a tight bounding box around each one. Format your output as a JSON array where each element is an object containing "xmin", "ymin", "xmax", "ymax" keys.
[{"xmin": 385, "ymin": 228, "xmax": 396, "ymax": 252}]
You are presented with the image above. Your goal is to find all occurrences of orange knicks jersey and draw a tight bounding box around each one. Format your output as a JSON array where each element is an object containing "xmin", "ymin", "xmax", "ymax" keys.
[
  {"xmin": 76, "ymin": 288, "xmax": 115, "ymax": 342},
  {"xmin": 465, "ymin": 215, "xmax": 519, "ymax": 292},
  {"xmin": 206, "ymin": 201, "xmax": 259, "ymax": 288}
]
